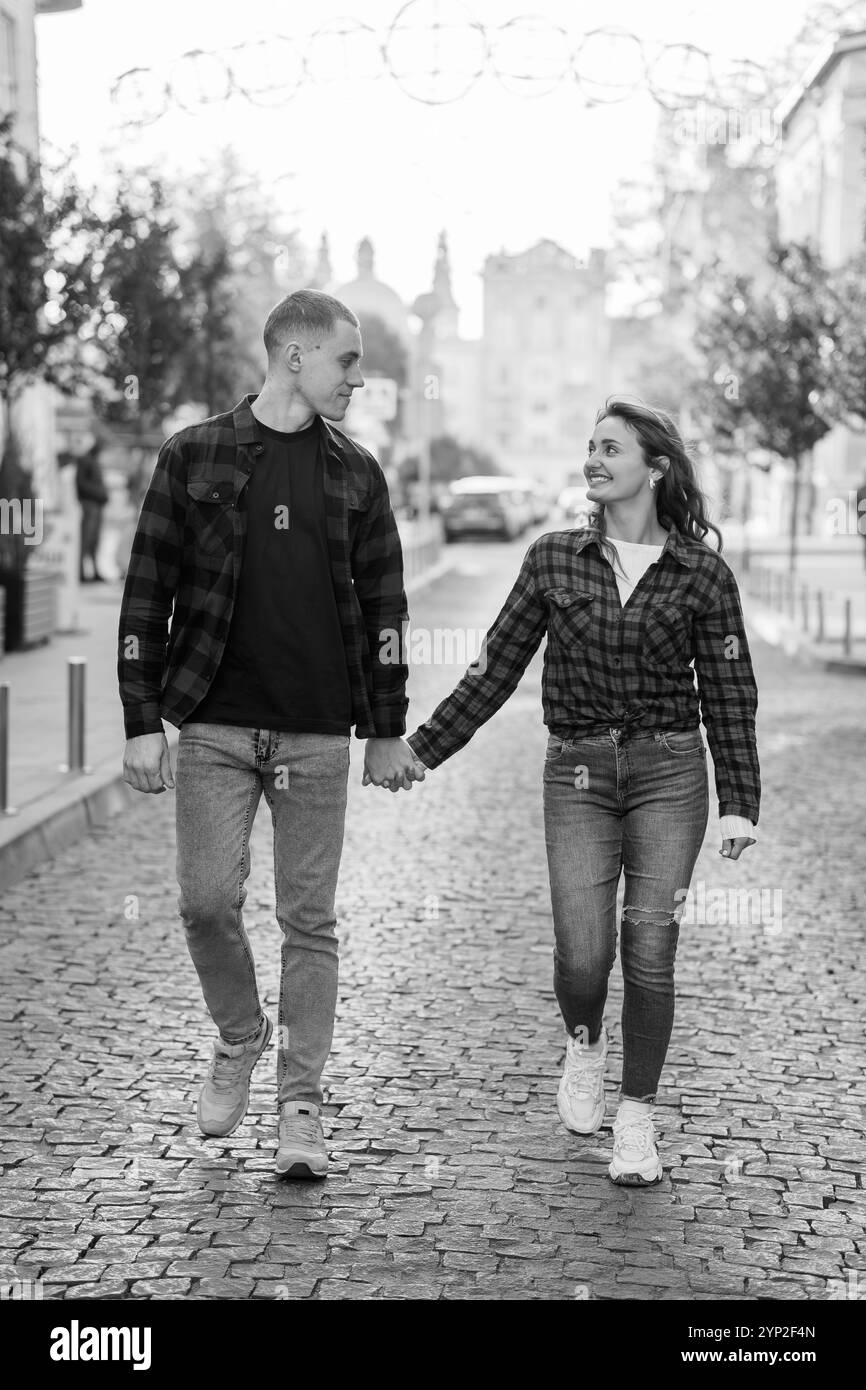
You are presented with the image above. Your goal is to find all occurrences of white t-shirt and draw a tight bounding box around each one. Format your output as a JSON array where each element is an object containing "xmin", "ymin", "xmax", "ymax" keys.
[
  {"xmin": 608, "ymin": 538, "xmax": 663, "ymax": 607},
  {"xmin": 607, "ymin": 538, "xmax": 756, "ymax": 846}
]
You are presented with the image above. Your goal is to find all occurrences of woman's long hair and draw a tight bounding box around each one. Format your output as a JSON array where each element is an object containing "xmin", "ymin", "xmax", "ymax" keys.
[{"xmin": 586, "ymin": 397, "xmax": 722, "ymax": 567}]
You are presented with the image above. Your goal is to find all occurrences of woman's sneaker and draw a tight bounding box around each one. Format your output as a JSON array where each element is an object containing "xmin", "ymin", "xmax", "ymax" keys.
[
  {"xmin": 557, "ymin": 1025, "xmax": 608, "ymax": 1134},
  {"xmin": 276, "ymin": 1101, "xmax": 328, "ymax": 1178},
  {"xmin": 609, "ymin": 1108, "xmax": 663, "ymax": 1185},
  {"xmin": 197, "ymin": 1015, "xmax": 272, "ymax": 1138}
]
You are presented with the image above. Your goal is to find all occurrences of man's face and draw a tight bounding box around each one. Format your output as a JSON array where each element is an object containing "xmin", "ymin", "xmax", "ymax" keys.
[{"xmin": 294, "ymin": 320, "xmax": 365, "ymax": 421}]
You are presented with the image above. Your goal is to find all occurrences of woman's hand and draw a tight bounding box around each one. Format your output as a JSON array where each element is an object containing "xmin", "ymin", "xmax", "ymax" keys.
[
  {"xmin": 720, "ymin": 835, "xmax": 756, "ymax": 860},
  {"xmin": 362, "ymin": 737, "xmax": 422, "ymax": 792}
]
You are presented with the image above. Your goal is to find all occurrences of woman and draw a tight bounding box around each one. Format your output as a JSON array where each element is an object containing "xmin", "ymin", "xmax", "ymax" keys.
[{"xmin": 399, "ymin": 397, "xmax": 759, "ymax": 1186}]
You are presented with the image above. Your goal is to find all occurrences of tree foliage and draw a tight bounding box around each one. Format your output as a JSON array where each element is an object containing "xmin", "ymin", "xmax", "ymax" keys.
[{"xmin": 0, "ymin": 115, "xmax": 97, "ymax": 406}]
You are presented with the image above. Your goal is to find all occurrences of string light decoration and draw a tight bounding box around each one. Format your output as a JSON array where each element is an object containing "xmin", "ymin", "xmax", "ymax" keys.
[{"xmin": 108, "ymin": 0, "xmax": 866, "ymax": 126}]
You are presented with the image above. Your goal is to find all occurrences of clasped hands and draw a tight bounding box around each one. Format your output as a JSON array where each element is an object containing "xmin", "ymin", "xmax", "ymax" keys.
[{"xmin": 362, "ymin": 736, "xmax": 427, "ymax": 793}]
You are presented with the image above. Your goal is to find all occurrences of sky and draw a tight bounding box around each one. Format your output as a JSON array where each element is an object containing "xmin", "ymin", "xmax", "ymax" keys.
[{"xmin": 34, "ymin": 0, "xmax": 818, "ymax": 337}]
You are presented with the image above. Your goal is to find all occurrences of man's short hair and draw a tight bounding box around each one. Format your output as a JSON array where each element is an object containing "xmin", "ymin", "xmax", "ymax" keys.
[{"xmin": 263, "ymin": 290, "xmax": 359, "ymax": 360}]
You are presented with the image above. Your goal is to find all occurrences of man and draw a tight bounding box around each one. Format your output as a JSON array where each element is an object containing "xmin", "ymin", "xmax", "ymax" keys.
[
  {"xmin": 76, "ymin": 438, "xmax": 109, "ymax": 582},
  {"xmin": 118, "ymin": 290, "xmax": 420, "ymax": 1178}
]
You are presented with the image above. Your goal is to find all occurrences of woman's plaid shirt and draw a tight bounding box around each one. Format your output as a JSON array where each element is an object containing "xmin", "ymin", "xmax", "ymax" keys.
[
  {"xmin": 117, "ymin": 395, "xmax": 409, "ymax": 741},
  {"xmin": 408, "ymin": 527, "xmax": 760, "ymax": 822}
]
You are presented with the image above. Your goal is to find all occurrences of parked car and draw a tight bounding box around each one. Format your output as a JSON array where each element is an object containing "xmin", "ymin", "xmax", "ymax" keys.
[
  {"xmin": 441, "ymin": 476, "xmax": 533, "ymax": 541},
  {"xmin": 556, "ymin": 485, "xmax": 592, "ymax": 528},
  {"xmin": 510, "ymin": 476, "xmax": 551, "ymax": 525}
]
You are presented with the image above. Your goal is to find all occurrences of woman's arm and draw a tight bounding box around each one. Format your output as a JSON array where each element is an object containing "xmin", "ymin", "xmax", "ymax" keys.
[
  {"xmin": 407, "ymin": 542, "xmax": 548, "ymax": 769},
  {"xmin": 692, "ymin": 564, "xmax": 761, "ymax": 825}
]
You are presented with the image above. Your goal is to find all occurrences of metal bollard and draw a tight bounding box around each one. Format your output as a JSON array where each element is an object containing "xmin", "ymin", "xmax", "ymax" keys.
[
  {"xmin": 0, "ymin": 682, "xmax": 16, "ymax": 815},
  {"xmin": 60, "ymin": 657, "xmax": 91, "ymax": 774},
  {"xmin": 816, "ymin": 589, "xmax": 825, "ymax": 643},
  {"xmin": 843, "ymin": 598, "xmax": 852, "ymax": 657}
]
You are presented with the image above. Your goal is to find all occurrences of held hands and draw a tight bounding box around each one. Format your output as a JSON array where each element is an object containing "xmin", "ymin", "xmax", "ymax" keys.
[
  {"xmin": 362, "ymin": 737, "xmax": 427, "ymax": 793},
  {"xmin": 720, "ymin": 836, "xmax": 756, "ymax": 860}
]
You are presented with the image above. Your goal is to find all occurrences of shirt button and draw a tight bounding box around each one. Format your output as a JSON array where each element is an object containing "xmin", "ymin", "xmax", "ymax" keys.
[
  {"xmin": 254, "ymin": 443, "xmax": 264, "ymax": 454},
  {"xmin": 612, "ymin": 657, "xmax": 621, "ymax": 667},
  {"xmin": 211, "ymin": 490, "xmax": 220, "ymax": 498}
]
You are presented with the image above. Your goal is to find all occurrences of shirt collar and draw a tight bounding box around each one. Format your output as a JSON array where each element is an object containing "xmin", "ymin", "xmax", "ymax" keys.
[
  {"xmin": 573, "ymin": 524, "xmax": 695, "ymax": 569},
  {"xmin": 233, "ymin": 393, "xmax": 346, "ymax": 465}
]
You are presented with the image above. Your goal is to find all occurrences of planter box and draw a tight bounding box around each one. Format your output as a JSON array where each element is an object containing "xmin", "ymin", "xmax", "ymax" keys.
[
  {"xmin": 22, "ymin": 568, "xmax": 60, "ymax": 646},
  {"xmin": 0, "ymin": 568, "xmax": 60, "ymax": 651}
]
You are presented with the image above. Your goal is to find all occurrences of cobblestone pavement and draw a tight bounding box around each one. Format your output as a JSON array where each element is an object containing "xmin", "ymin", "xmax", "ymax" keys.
[{"xmin": 2, "ymin": 535, "xmax": 865, "ymax": 1301}]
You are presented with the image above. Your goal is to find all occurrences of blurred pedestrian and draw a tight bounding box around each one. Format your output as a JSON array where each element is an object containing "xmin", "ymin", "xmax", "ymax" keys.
[
  {"xmin": 117, "ymin": 289, "xmax": 419, "ymax": 1179},
  {"xmin": 856, "ymin": 475, "xmax": 866, "ymax": 569},
  {"xmin": 395, "ymin": 396, "xmax": 760, "ymax": 1187},
  {"xmin": 115, "ymin": 446, "xmax": 151, "ymax": 581},
  {"xmin": 76, "ymin": 439, "xmax": 109, "ymax": 582}
]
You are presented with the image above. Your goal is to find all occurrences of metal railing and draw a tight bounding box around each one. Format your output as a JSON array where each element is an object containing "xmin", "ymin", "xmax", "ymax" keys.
[
  {"xmin": 0, "ymin": 658, "xmax": 90, "ymax": 816},
  {"xmin": 739, "ymin": 557, "xmax": 857, "ymax": 656},
  {"xmin": 401, "ymin": 518, "xmax": 443, "ymax": 585}
]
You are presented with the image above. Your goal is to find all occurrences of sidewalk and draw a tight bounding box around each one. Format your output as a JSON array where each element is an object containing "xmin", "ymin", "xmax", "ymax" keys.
[{"xmin": 0, "ymin": 540, "xmax": 454, "ymax": 893}]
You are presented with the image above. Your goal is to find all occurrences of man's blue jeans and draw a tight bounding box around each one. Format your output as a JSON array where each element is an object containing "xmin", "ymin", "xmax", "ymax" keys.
[
  {"xmin": 543, "ymin": 727, "xmax": 709, "ymax": 1102},
  {"xmin": 175, "ymin": 723, "xmax": 350, "ymax": 1108}
]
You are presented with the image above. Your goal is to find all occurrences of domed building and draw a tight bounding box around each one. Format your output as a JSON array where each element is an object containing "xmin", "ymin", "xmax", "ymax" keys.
[{"xmin": 329, "ymin": 237, "xmax": 412, "ymax": 348}]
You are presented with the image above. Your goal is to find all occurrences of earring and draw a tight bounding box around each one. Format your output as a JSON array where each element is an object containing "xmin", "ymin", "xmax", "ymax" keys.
[{"xmin": 648, "ymin": 475, "xmax": 656, "ymax": 491}]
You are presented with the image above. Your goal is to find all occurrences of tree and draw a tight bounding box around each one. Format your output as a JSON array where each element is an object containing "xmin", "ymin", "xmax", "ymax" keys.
[
  {"xmin": 826, "ymin": 251, "xmax": 866, "ymax": 432},
  {"xmin": 0, "ymin": 115, "xmax": 97, "ymax": 410},
  {"xmin": 175, "ymin": 213, "xmax": 238, "ymax": 417},
  {"xmin": 85, "ymin": 170, "xmax": 189, "ymax": 430},
  {"xmin": 0, "ymin": 115, "xmax": 98, "ymax": 646},
  {"xmin": 358, "ymin": 313, "xmax": 409, "ymax": 386},
  {"xmin": 694, "ymin": 243, "xmax": 837, "ymax": 570},
  {"xmin": 399, "ymin": 434, "xmax": 499, "ymax": 488},
  {"xmin": 171, "ymin": 149, "xmax": 303, "ymax": 413}
]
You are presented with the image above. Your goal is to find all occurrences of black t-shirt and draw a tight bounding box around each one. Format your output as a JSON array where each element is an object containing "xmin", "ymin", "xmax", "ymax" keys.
[{"xmin": 189, "ymin": 417, "xmax": 352, "ymax": 733}]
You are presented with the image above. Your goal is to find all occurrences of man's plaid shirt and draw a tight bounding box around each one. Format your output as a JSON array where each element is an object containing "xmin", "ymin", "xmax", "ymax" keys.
[
  {"xmin": 408, "ymin": 526, "xmax": 760, "ymax": 822},
  {"xmin": 118, "ymin": 395, "xmax": 408, "ymax": 741}
]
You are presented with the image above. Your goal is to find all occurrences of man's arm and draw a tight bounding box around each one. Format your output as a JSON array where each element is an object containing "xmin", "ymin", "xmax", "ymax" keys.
[
  {"xmin": 349, "ymin": 460, "xmax": 417, "ymax": 788},
  {"xmin": 350, "ymin": 460, "xmax": 410, "ymax": 738},
  {"xmin": 117, "ymin": 436, "xmax": 186, "ymax": 742}
]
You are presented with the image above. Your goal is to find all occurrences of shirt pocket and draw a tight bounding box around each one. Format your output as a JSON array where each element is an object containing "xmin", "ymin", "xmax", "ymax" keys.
[
  {"xmin": 642, "ymin": 602, "xmax": 690, "ymax": 666},
  {"xmin": 185, "ymin": 475, "xmax": 235, "ymax": 556},
  {"xmin": 545, "ymin": 588, "xmax": 594, "ymax": 648}
]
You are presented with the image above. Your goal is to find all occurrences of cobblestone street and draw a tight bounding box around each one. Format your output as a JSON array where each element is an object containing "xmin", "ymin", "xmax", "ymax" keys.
[{"xmin": 2, "ymin": 539, "xmax": 865, "ymax": 1301}]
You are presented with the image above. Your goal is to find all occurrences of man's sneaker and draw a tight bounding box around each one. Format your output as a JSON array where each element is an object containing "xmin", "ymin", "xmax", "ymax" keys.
[
  {"xmin": 609, "ymin": 1108, "xmax": 663, "ymax": 1185},
  {"xmin": 197, "ymin": 1015, "xmax": 272, "ymax": 1138},
  {"xmin": 557, "ymin": 1025, "xmax": 608, "ymax": 1134},
  {"xmin": 276, "ymin": 1101, "xmax": 328, "ymax": 1178}
]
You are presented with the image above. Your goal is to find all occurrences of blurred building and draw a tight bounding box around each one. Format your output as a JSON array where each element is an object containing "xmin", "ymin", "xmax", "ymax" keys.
[
  {"xmin": 324, "ymin": 236, "xmax": 407, "ymax": 466},
  {"xmin": 481, "ymin": 241, "xmax": 610, "ymax": 490},
  {"xmin": 330, "ymin": 236, "xmax": 412, "ymax": 349},
  {"xmin": 320, "ymin": 233, "xmax": 610, "ymax": 497},
  {"xmin": 777, "ymin": 28, "xmax": 866, "ymax": 530},
  {"xmin": 410, "ymin": 231, "xmax": 481, "ymax": 454}
]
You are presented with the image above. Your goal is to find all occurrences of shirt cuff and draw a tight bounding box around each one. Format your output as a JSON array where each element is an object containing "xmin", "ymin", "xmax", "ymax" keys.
[
  {"xmin": 405, "ymin": 733, "xmax": 431, "ymax": 769},
  {"xmin": 720, "ymin": 814, "xmax": 755, "ymax": 842}
]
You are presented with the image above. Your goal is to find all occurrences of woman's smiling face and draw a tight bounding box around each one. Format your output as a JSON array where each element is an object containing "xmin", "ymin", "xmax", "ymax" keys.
[{"xmin": 584, "ymin": 414, "xmax": 655, "ymax": 504}]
